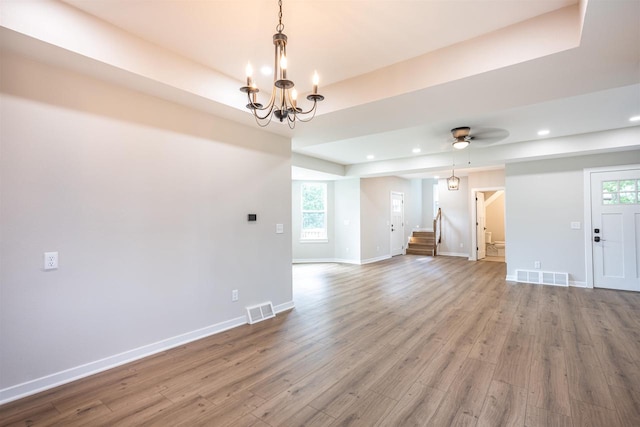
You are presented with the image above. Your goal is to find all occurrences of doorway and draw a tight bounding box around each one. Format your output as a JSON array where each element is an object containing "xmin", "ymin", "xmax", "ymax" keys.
[
  {"xmin": 390, "ymin": 192, "xmax": 405, "ymax": 256},
  {"xmin": 586, "ymin": 166, "xmax": 640, "ymax": 291},
  {"xmin": 471, "ymin": 188, "xmax": 505, "ymax": 262}
]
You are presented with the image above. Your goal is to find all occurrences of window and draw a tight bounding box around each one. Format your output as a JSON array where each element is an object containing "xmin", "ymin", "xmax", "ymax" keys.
[
  {"xmin": 602, "ymin": 179, "xmax": 640, "ymax": 205},
  {"xmin": 301, "ymin": 182, "xmax": 327, "ymax": 240}
]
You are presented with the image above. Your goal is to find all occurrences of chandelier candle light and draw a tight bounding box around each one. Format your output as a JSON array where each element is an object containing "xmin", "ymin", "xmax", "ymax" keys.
[{"xmin": 240, "ymin": 0, "xmax": 324, "ymax": 128}]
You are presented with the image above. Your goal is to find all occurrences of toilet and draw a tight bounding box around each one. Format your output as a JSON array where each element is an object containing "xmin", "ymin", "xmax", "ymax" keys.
[{"xmin": 485, "ymin": 231, "xmax": 505, "ymax": 257}]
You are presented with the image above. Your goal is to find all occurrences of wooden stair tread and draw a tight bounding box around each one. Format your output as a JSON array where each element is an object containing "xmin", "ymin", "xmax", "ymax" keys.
[{"xmin": 408, "ymin": 230, "xmax": 438, "ymax": 257}]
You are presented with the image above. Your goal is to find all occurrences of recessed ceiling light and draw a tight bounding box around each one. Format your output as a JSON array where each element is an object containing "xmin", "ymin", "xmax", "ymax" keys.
[
  {"xmin": 537, "ymin": 129, "xmax": 550, "ymax": 136},
  {"xmin": 630, "ymin": 115, "xmax": 640, "ymax": 122},
  {"xmin": 366, "ymin": 154, "xmax": 375, "ymax": 160},
  {"xmin": 412, "ymin": 148, "xmax": 421, "ymax": 154},
  {"xmin": 260, "ymin": 65, "xmax": 272, "ymax": 75},
  {"xmin": 434, "ymin": 175, "xmax": 439, "ymax": 179}
]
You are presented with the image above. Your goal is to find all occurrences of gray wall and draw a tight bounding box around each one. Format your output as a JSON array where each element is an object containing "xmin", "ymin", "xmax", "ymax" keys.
[
  {"xmin": 1, "ymin": 54, "xmax": 293, "ymax": 397},
  {"xmin": 505, "ymin": 150, "xmax": 640, "ymax": 284}
]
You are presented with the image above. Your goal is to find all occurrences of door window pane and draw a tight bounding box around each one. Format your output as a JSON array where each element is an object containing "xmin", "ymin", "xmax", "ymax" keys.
[
  {"xmin": 602, "ymin": 179, "xmax": 640, "ymax": 205},
  {"xmin": 620, "ymin": 192, "xmax": 637, "ymax": 204}
]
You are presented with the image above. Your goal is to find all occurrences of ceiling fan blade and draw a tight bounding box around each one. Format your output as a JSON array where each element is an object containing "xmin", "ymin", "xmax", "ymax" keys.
[{"xmin": 469, "ymin": 127, "xmax": 509, "ymax": 145}]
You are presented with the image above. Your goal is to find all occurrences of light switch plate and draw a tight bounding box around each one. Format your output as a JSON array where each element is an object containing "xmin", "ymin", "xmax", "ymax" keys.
[
  {"xmin": 570, "ymin": 221, "xmax": 581, "ymax": 230},
  {"xmin": 276, "ymin": 224, "xmax": 284, "ymax": 234}
]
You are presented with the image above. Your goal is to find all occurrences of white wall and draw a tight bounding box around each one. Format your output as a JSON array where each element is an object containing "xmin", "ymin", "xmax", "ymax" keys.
[
  {"xmin": 469, "ymin": 169, "xmax": 505, "ymax": 189},
  {"xmin": 505, "ymin": 150, "xmax": 640, "ymax": 285},
  {"xmin": 334, "ymin": 178, "xmax": 361, "ymax": 263},
  {"xmin": 437, "ymin": 177, "xmax": 470, "ymax": 256},
  {"xmin": 421, "ymin": 178, "xmax": 436, "ymax": 230},
  {"xmin": 292, "ymin": 181, "xmax": 335, "ymax": 262},
  {"xmin": 0, "ymin": 53, "xmax": 293, "ymax": 401}
]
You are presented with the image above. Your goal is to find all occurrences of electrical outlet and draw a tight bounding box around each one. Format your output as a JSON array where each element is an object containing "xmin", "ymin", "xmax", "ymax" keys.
[
  {"xmin": 44, "ymin": 252, "xmax": 58, "ymax": 270},
  {"xmin": 534, "ymin": 261, "xmax": 541, "ymax": 269},
  {"xmin": 232, "ymin": 289, "xmax": 239, "ymax": 302}
]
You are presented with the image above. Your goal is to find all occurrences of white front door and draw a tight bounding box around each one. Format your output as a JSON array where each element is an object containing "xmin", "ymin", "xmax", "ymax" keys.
[
  {"xmin": 390, "ymin": 192, "xmax": 404, "ymax": 256},
  {"xmin": 476, "ymin": 192, "xmax": 486, "ymax": 260},
  {"xmin": 591, "ymin": 169, "xmax": 640, "ymax": 291}
]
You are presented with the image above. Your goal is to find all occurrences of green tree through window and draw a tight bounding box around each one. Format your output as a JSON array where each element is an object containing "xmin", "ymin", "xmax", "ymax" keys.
[{"xmin": 301, "ymin": 183, "xmax": 327, "ymax": 240}]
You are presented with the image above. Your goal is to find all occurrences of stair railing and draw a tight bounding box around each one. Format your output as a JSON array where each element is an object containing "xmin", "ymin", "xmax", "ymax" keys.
[{"xmin": 433, "ymin": 208, "xmax": 442, "ymax": 256}]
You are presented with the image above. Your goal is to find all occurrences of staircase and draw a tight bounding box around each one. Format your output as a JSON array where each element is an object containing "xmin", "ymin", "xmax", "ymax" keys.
[
  {"xmin": 406, "ymin": 208, "xmax": 442, "ymax": 257},
  {"xmin": 407, "ymin": 231, "xmax": 437, "ymax": 256}
]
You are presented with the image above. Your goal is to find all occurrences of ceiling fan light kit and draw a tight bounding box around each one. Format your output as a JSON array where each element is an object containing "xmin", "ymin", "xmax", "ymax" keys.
[
  {"xmin": 240, "ymin": 0, "xmax": 324, "ymax": 128},
  {"xmin": 451, "ymin": 126, "xmax": 472, "ymax": 149}
]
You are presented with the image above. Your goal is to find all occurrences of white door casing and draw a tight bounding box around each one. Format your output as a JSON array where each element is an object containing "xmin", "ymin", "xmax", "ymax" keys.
[
  {"xmin": 390, "ymin": 192, "xmax": 404, "ymax": 256},
  {"xmin": 477, "ymin": 192, "xmax": 486, "ymax": 260},
  {"xmin": 590, "ymin": 168, "xmax": 640, "ymax": 292}
]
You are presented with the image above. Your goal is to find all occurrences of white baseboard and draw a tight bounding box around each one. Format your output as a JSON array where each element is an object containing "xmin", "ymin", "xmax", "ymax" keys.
[
  {"xmin": 506, "ymin": 275, "xmax": 587, "ymax": 289},
  {"xmin": 332, "ymin": 258, "xmax": 363, "ymax": 265},
  {"xmin": 438, "ymin": 252, "xmax": 469, "ymax": 258},
  {"xmin": 569, "ymin": 281, "xmax": 587, "ymax": 288},
  {"xmin": 361, "ymin": 255, "xmax": 392, "ymax": 265},
  {"xmin": 274, "ymin": 301, "xmax": 295, "ymax": 313},
  {"xmin": 292, "ymin": 257, "xmax": 391, "ymax": 265},
  {"xmin": 292, "ymin": 258, "xmax": 361, "ymax": 265},
  {"xmin": 0, "ymin": 301, "xmax": 295, "ymax": 405}
]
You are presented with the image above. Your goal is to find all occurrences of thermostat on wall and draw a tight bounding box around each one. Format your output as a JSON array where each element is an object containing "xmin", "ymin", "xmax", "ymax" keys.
[{"xmin": 248, "ymin": 214, "xmax": 257, "ymax": 221}]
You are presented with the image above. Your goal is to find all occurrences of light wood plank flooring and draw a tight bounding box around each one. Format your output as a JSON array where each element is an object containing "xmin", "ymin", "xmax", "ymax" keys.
[{"xmin": 2, "ymin": 255, "xmax": 640, "ymax": 426}]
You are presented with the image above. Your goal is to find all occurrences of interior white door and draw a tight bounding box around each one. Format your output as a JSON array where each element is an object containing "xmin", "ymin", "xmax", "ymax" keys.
[
  {"xmin": 476, "ymin": 192, "xmax": 486, "ymax": 260},
  {"xmin": 390, "ymin": 192, "xmax": 404, "ymax": 256},
  {"xmin": 591, "ymin": 169, "xmax": 640, "ymax": 291}
]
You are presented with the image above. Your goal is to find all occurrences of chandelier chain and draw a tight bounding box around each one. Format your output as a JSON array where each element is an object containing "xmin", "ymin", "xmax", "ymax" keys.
[{"xmin": 276, "ymin": 0, "xmax": 284, "ymax": 33}]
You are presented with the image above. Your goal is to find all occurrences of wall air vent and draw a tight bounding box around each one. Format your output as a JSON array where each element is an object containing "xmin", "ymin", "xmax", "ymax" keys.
[
  {"xmin": 246, "ymin": 302, "xmax": 276, "ymax": 324},
  {"xmin": 515, "ymin": 270, "xmax": 569, "ymax": 287}
]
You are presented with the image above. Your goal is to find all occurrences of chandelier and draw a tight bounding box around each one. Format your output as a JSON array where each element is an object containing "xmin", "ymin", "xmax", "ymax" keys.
[
  {"xmin": 447, "ymin": 146, "xmax": 460, "ymax": 191},
  {"xmin": 447, "ymin": 167, "xmax": 460, "ymax": 191},
  {"xmin": 240, "ymin": 0, "xmax": 324, "ymax": 128}
]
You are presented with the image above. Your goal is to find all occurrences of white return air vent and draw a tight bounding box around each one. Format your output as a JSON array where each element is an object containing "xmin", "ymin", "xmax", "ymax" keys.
[
  {"xmin": 246, "ymin": 301, "xmax": 276, "ymax": 324},
  {"xmin": 515, "ymin": 270, "xmax": 569, "ymax": 287}
]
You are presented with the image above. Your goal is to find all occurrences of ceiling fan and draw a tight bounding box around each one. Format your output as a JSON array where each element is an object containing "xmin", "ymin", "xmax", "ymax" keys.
[{"xmin": 450, "ymin": 126, "xmax": 510, "ymax": 149}]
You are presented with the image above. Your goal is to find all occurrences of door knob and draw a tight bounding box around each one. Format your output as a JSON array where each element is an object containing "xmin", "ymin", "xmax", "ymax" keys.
[{"xmin": 594, "ymin": 236, "xmax": 600, "ymax": 242}]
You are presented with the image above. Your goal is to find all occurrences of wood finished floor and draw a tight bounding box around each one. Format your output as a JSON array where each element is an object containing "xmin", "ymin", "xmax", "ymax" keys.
[{"xmin": 2, "ymin": 255, "xmax": 640, "ymax": 426}]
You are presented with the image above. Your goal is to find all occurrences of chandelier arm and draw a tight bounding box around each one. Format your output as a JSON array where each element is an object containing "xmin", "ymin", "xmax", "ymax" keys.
[
  {"xmin": 246, "ymin": 96, "xmax": 275, "ymax": 121},
  {"xmin": 245, "ymin": 87, "xmax": 278, "ymax": 120},
  {"xmin": 292, "ymin": 100, "xmax": 317, "ymax": 116},
  {"xmin": 292, "ymin": 107, "xmax": 318, "ymax": 123},
  {"xmin": 286, "ymin": 114, "xmax": 296, "ymax": 129},
  {"xmin": 289, "ymin": 100, "xmax": 318, "ymax": 122},
  {"xmin": 253, "ymin": 112, "xmax": 274, "ymax": 128}
]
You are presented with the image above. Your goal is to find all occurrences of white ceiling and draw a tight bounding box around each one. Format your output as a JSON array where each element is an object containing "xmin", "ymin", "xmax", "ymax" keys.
[{"xmin": 2, "ymin": 0, "xmax": 639, "ymax": 179}]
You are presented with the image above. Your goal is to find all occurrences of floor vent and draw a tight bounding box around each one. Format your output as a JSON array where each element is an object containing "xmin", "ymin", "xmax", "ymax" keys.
[
  {"xmin": 246, "ymin": 302, "xmax": 276, "ymax": 324},
  {"xmin": 515, "ymin": 270, "xmax": 569, "ymax": 287}
]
